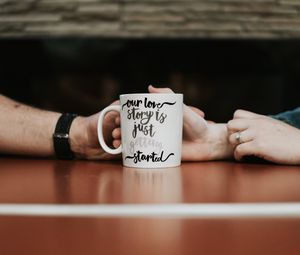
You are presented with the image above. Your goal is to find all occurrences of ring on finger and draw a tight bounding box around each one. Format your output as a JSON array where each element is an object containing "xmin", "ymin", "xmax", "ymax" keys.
[{"xmin": 235, "ymin": 132, "xmax": 243, "ymax": 144}]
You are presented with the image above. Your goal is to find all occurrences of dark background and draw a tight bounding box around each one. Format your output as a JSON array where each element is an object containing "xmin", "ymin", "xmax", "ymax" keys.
[{"xmin": 0, "ymin": 38, "xmax": 299, "ymax": 122}]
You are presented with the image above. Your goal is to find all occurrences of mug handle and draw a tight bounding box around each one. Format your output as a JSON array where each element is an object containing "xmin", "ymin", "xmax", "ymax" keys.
[{"xmin": 97, "ymin": 105, "xmax": 122, "ymax": 154}]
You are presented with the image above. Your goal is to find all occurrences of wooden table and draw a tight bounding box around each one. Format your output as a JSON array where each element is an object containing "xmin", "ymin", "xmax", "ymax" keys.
[{"xmin": 0, "ymin": 157, "xmax": 300, "ymax": 255}]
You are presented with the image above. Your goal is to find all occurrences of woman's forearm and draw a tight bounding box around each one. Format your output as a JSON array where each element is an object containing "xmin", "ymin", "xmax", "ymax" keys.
[{"xmin": 208, "ymin": 123, "xmax": 234, "ymax": 160}]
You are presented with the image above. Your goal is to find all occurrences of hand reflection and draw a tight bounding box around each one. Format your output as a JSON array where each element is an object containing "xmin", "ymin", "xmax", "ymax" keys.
[
  {"xmin": 122, "ymin": 167, "xmax": 182, "ymax": 203},
  {"xmin": 230, "ymin": 163, "xmax": 300, "ymax": 202}
]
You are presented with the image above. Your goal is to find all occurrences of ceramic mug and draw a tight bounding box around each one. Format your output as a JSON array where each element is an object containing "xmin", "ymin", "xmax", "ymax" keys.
[{"xmin": 97, "ymin": 93, "xmax": 183, "ymax": 168}]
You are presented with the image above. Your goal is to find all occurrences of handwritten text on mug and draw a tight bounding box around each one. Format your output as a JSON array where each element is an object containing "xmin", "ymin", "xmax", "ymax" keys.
[{"xmin": 122, "ymin": 97, "xmax": 176, "ymax": 164}]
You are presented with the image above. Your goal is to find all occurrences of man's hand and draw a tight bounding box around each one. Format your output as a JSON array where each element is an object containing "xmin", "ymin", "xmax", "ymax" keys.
[
  {"xmin": 112, "ymin": 86, "xmax": 233, "ymax": 161},
  {"xmin": 227, "ymin": 110, "xmax": 300, "ymax": 164},
  {"xmin": 69, "ymin": 102, "xmax": 121, "ymax": 160}
]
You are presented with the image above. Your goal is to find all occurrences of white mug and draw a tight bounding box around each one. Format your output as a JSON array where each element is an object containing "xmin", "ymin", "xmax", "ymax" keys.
[{"xmin": 97, "ymin": 93, "xmax": 183, "ymax": 168}]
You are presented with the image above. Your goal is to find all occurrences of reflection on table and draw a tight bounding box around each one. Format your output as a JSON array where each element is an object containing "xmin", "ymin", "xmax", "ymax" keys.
[{"xmin": 1, "ymin": 158, "xmax": 300, "ymax": 204}]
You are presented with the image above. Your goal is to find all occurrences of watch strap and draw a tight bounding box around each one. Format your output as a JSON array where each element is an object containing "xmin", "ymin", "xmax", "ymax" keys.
[{"xmin": 53, "ymin": 113, "xmax": 78, "ymax": 159}]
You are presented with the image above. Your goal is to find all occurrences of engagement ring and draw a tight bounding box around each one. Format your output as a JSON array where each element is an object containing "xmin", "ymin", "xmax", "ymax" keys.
[{"xmin": 235, "ymin": 132, "xmax": 242, "ymax": 144}]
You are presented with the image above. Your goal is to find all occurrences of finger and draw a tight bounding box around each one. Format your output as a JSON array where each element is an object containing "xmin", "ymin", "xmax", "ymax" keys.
[
  {"xmin": 148, "ymin": 85, "xmax": 207, "ymax": 132},
  {"xmin": 111, "ymin": 100, "xmax": 120, "ymax": 105},
  {"xmin": 113, "ymin": 139, "xmax": 121, "ymax": 149},
  {"xmin": 149, "ymin": 85, "xmax": 205, "ymax": 119},
  {"xmin": 112, "ymin": 128, "xmax": 121, "ymax": 139},
  {"xmin": 183, "ymin": 104, "xmax": 208, "ymax": 133},
  {"xmin": 104, "ymin": 110, "xmax": 118, "ymax": 121},
  {"xmin": 115, "ymin": 116, "xmax": 120, "ymax": 125},
  {"xmin": 228, "ymin": 130, "xmax": 253, "ymax": 145},
  {"xmin": 189, "ymin": 106, "xmax": 205, "ymax": 118},
  {"xmin": 227, "ymin": 119, "xmax": 250, "ymax": 132},
  {"xmin": 104, "ymin": 113, "xmax": 116, "ymax": 125},
  {"xmin": 148, "ymin": 85, "xmax": 174, "ymax": 94},
  {"xmin": 233, "ymin": 109, "xmax": 262, "ymax": 119},
  {"xmin": 234, "ymin": 141, "xmax": 257, "ymax": 161}
]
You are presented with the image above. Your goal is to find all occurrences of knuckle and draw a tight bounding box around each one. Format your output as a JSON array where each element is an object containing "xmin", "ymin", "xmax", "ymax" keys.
[
  {"xmin": 161, "ymin": 87, "xmax": 174, "ymax": 93},
  {"xmin": 234, "ymin": 109, "xmax": 243, "ymax": 118},
  {"xmin": 235, "ymin": 145, "xmax": 243, "ymax": 155},
  {"xmin": 234, "ymin": 147, "xmax": 242, "ymax": 160},
  {"xmin": 228, "ymin": 134, "xmax": 234, "ymax": 142},
  {"xmin": 227, "ymin": 120, "xmax": 234, "ymax": 129}
]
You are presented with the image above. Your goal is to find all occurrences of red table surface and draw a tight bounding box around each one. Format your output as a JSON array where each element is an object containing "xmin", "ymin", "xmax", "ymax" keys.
[{"xmin": 0, "ymin": 157, "xmax": 300, "ymax": 255}]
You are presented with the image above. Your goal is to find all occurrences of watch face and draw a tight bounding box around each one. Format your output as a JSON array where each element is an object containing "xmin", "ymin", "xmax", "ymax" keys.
[{"xmin": 53, "ymin": 133, "xmax": 69, "ymax": 139}]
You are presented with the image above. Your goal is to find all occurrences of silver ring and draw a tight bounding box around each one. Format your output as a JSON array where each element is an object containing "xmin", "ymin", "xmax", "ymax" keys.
[{"xmin": 235, "ymin": 132, "xmax": 242, "ymax": 144}]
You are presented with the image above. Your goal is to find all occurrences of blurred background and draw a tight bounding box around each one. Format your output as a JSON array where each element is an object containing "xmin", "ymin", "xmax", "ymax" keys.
[{"xmin": 0, "ymin": 0, "xmax": 300, "ymax": 122}]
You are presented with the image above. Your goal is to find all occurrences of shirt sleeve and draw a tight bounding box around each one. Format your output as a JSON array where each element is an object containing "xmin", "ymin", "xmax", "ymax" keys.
[{"xmin": 271, "ymin": 107, "xmax": 300, "ymax": 129}]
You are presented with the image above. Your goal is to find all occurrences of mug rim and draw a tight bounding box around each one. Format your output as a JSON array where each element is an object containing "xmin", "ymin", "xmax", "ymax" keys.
[{"xmin": 120, "ymin": 93, "xmax": 183, "ymax": 97}]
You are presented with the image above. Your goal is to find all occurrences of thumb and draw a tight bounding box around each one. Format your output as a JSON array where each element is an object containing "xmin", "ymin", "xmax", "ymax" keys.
[
  {"xmin": 233, "ymin": 109, "xmax": 262, "ymax": 119},
  {"xmin": 148, "ymin": 85, "xmax": 174, "ymax": 94},
  {"xmin": 149, "ymin": 85, "xmax": 207, "ymax": 132},
  {"xmin": 149, "ymin": 85, "xmax": 205, "ymax": 118},
  {"xmin": 183, "ymin": 104, "xmax": 207, "ymax": 134},
  {"xmin": 188, "ymin": 106, "xmax": 205, "ymax": 118}
]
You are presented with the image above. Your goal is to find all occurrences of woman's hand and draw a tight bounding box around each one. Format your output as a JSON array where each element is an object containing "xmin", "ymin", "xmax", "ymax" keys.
[
  {"xmin": 112, "ymin": 86, "xmax": 233, "ymax": 161},
  {"xmin": 227, "ymin": 110, "xmax": 300, "ymax": 165}
]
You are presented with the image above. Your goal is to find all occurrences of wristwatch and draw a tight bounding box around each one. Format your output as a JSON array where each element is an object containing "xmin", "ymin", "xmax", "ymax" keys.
[{"xmin": 53, "ymin": 113, "xmax": 78, "ymax": 159}]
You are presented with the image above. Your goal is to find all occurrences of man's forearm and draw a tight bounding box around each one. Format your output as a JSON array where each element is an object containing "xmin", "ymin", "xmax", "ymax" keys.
[{"xmin": 0, "ymin": 95, "xmax": 60, "ymax": 156}]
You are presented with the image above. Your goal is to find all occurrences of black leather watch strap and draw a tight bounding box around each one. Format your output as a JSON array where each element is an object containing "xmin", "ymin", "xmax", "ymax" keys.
[{"xmin": 53, "ymin": 113, "xmax": 78, "ymax": 160}]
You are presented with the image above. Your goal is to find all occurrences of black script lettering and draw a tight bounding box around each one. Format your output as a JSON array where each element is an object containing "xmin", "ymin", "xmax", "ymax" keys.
[
  {"xmin": 127, "ymin": 107, "xmax": 154, "ymax": 125},
  {"xmin": 144, "ymin": 97, "xmax": 176, "ymax": 109},
  {"xmin": 125, "ymin": 150, "xmax": 174, "ymax": 164},
  {"xmin": 122, "ymin": 99, "xmax": 142, "ymax": 110},
  {"xmin": 158, "ymin": 101, "xmax": 176, "ymax": 109},
  {"xmin": 155, "ymin": 110, "xmax": 167, "ymax": 123}
]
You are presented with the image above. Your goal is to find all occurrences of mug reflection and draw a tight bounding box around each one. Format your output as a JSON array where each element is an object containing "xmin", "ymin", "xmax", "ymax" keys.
[{"xmin": 122, "ymin": 167, "xmax": 182, "ymax": 203}]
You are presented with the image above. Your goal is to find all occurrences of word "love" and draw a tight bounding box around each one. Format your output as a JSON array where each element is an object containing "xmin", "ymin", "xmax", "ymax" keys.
[{"xmin": 122, "ymin": 97, "xmax": 176, "ymax": 110}]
